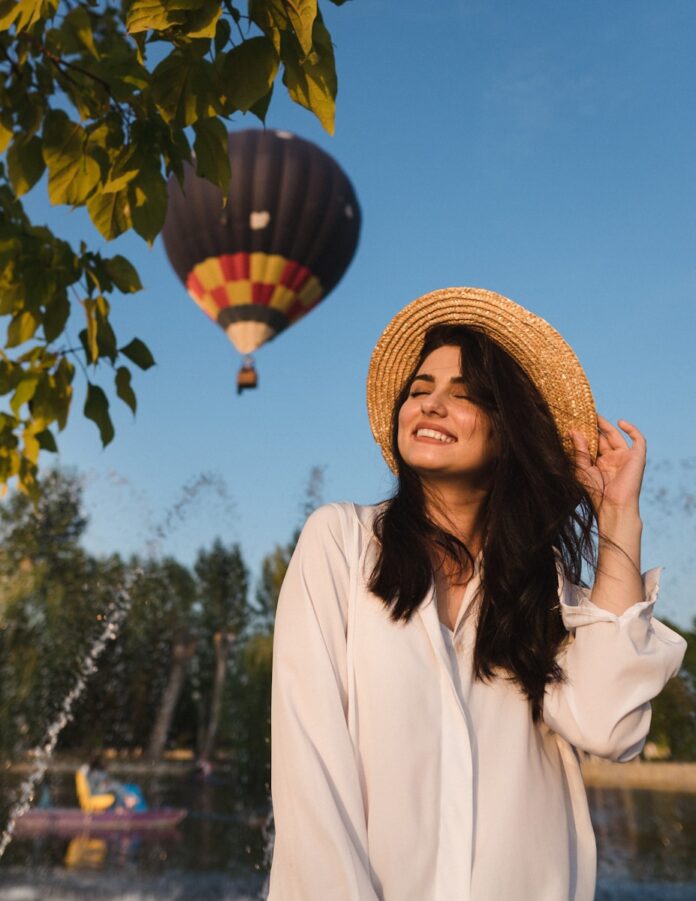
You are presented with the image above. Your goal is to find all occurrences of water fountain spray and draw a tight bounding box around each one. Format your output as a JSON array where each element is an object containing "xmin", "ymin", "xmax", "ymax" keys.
[{"xmin": 0, "ymin": 469, "xmax": 236, "ymax": 861}]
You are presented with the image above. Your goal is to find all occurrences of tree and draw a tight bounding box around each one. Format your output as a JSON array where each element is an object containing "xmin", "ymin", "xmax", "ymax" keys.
[
  {"xmin": 644, "ymin": 617, "xmax": 696, "ymax": 761},
  {"xmin": 126, "ymin": 556, "xmax": 197, "ymax": 758},
  {"xmin": 0, "ymin": 1, "xmax": 348, "ymax": 498},
  {"xmin": 0, "ymin": 467, "xmax": 104, "ymax": 751},
  {"xmin": 193, "ymin": 538, "xmax": 249, "ymax": 759}
]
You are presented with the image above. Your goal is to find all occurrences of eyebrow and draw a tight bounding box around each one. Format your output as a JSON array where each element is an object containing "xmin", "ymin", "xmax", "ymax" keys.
[{"xmin": 411, "ymin": 374, "xmax": 467, "ymax": 385}]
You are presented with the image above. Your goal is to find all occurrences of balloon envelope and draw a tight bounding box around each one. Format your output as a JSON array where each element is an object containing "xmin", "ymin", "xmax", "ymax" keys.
[{"xmin": 161, "ymin": 129, "xmax": 361, "ymax": 355}]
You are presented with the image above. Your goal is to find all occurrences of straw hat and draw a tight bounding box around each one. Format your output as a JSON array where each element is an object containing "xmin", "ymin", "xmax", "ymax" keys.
[{"xmin": 366, "ymin": 286, "xmax": 597, "ymax": 474}]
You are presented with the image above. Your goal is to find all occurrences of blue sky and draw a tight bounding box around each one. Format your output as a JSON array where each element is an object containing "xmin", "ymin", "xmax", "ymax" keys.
[{"xmin": 18, "ymin": 0, "xmax": 696, "ymax": 626}]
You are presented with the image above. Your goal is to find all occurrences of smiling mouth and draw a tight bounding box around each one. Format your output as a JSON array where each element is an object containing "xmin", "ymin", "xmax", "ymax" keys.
[{"xmin": 414, "ymin": 428, "xmax": 456, "ymax": 444}]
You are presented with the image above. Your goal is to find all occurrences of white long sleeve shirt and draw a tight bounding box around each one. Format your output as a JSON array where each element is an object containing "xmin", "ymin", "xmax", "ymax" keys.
[{"xmin": 268, "ymin": 502, "xmax": 687, "ymax": 901}]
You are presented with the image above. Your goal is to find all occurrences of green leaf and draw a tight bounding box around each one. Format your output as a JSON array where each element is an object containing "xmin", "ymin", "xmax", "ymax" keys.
[
  {"xmin": 193, "ymin": 117, "xmax": 230, "ymax": 190},
  {"xmin": 98, "ymin": 51, "xmax": 151, "ymax": 102},
  {"xmin": 94, "ymin": 294, "xmax": 118, "ymax": 362},
  {"xmin": 115, "ymin": 366, "xmax": 137, "ymax": 414},
  {"xmin": 86, "ymin": 188, "xmax": 132, "ymax": 240},
  {"xmin": 105, "ymin": 255, "xmax": 142, "ymax": 293},
  {"xmin": 128, "ymin": 166, "xmax": 168, "ymax": 244},
  {"xmin": 22, "ymin": 427, "xmax": 40, "ymax": 465},
  {"xmin": 0, "ymin": 118, "xmax": 12, "ymax": 154},
  {"xmin": 65, "ymin": 6, "xmax": 99, "ymax": 59},
  {"xmin": 22, "ymin": 266, "xmax": 57, "ymax": 310},
  {"xmin": 7, "ymin": 310, "xmax": 40, "ymax": 348},
  {"xmin": 281, "ymin": 19, "xmax": 336, "ymax": 134},
  {"xmin": 3, "ymin": 0, "xmax": 45, "ymax": 33},
  {"xmin": 43, "ymin": 293, "xmax": 70, "ymax": 343},
  {"xmin": 249, "ymin": 0, "xmax": 289, "ymax": 51},
  {"xmin": 87, "ymin": 113, "xmax": 125, "ymax": 151},
  {"xmin": 42, "ymin": 110, "xmax": 102, "ymax": 206},
  {"xmin": 0, "ymin": 0, "xmax": 18, "ymax": 29},
  {"xmin": 120, "ymin": 337, "xmax": 155, "ymax": 370},
  {"xmin": 10, "ymin": 375, "xmax": 39, "ymax": 417},
  {"xmin": 7, "ymin": 136, "xmax": 46, "ymax": 197},
  {"xmin": 214, "ymin": 16, "xmax": 231, "ymax": 54},
  {"xmin": 103, "ymin": 145, "xmax": 141, "ymax": 193},
  {"xmin": 126, "ymin": 0, "xmax": 187, "ymax": 33},
  {"xmin": 186, "ymin": 0, "xmax": 221, "ymax": 39},
  {"xmin": 250, "ymin": 84, "xmax": 274, "ymax": 124},
  {"xmin": 222, "ymin": 37, "xmax": 279, "ymax": 113},
  {"xmin": 54, "ymin": 357, "xmax": 74, "ymax": 430},
  {"xmin": 152, "ymin": 51, "xmax": 219, "ymax": 126},
  {"xmin": 83, "ymin": 300, "xmax": 99, "ymax": 363},
  {"xmin": 0, "ymin": 359, "xmax": 18, "ymax": 395},
  {"xmin": 35, "ymin": 428, "xmax": 58, "ymax": 452},
  {"xmin": 84, "ymin": 383, "xmax": 114, "ymax": 447},
  {"xmin": 285, "ymin": 0, "xmax": 317, "ymax": 56},
  {"xmin": 16, "ymin": 93, "xmax": 46, "ymax": 138},
  {"xmin": 161, "ymin": 125, "xmax": 192, "ymax": 186}
]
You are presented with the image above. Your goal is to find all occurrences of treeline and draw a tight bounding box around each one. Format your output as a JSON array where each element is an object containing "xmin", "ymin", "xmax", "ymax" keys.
[
  {"xmin": 1, "ymin": 468, "xmax": 695, "ymax": 809},
  {"xmin": 0, "ymin": 468, "xmax": 298, "ymax": 802}
]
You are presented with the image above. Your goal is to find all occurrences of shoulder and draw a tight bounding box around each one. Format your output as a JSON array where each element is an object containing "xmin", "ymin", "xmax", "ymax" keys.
[{"xmin": 299, "ymin": 502, "xmax": 384, "ymax": 557}]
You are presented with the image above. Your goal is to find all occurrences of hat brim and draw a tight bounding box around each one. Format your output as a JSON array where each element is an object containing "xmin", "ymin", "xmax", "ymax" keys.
[{"xmin": 366, "ymin": 286, "xmax": 598, "ymax": 474}]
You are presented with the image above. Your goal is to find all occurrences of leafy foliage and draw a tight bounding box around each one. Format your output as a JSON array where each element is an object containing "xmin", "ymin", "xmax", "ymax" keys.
[
  {"xmin": 0, "ymin": 0, "xmax": 346, "ymax": 498},
  {"xmin": 647, "ymin": 619, "xmax": 696, "ymax": 760}
]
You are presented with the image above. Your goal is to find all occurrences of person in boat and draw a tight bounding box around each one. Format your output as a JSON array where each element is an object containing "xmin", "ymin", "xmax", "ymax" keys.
[
  {"xmin": 85, "ymin": 754, "xmax": 147, "ymax": 812},
  {"xmin": 267, "ymin": 287, "xmax": 687, "ymax": 901}
]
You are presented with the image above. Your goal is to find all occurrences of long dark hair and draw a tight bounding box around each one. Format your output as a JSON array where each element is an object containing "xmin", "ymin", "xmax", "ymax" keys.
[{"xmin": 368, "ymin": 324, "xmax": 599, "ymax": 722}]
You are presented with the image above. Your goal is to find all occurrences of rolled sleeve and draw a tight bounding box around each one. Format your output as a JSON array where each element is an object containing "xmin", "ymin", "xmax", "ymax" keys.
[{"xmin": 543, "ymin": 566, "xmax": 687, "ymax": 761}]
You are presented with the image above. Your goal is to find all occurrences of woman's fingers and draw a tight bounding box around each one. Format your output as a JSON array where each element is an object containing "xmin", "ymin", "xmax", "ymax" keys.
[
  {"xmin": 617, "ymin": 419, "xmax": 647, "ymax": 452},
  {"xmin": 596, "ymin": 413, "xmax": 627, "ymax": 450},
  {"xmin": 597, "ymin": 414, "xmax": 646, "ymax": 453}
]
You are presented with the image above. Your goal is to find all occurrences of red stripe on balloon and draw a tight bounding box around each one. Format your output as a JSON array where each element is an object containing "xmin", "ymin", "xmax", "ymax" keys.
[
  {"xmin": 219, "ymin": 253, "xmax": 250, "ymax": 281},
  {"xmin": 285, "ymin": 300, "xmax": 312, "ymax": 323},
  {"xmin": 187, "ymin": 272, "xmax": 204, "ymax": 298},
  {"xmin": 211, "ymin": 286, "xmax": 229, "ymax": 310},
  {"xmin": 280, "ymin": 260, "xmax": 311, "ymax": 291},
  {"xmin": 252, "ymin": 283, "xmax": 275, "ymax": 305}
]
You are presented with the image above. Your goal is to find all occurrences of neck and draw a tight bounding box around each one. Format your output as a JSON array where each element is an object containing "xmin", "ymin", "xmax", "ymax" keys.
[{"xmin": 422, "ymin": 478, "xmax": 488, "ymax": 557}]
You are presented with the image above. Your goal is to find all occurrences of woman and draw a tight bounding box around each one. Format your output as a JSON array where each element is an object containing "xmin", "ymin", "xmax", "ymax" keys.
[{"xmin": 268, "ymin": 287, "xmax": 686, "ymax": 901}]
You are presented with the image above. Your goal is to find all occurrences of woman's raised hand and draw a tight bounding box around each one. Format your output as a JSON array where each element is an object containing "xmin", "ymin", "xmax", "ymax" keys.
[{"xmin": 569, "ymin": 414, "xmax": 646, "ymax": 518}]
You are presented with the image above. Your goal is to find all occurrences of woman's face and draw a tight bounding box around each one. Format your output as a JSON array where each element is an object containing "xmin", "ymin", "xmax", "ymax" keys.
[{"xmin": 397, "ymin": 345, "xmax": 497, "ymax": 485}]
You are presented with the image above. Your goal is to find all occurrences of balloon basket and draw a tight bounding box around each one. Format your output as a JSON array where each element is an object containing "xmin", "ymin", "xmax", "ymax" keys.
[{"xmin": 237, "ymin": 359, "xmax": 258, "ymax": 395}]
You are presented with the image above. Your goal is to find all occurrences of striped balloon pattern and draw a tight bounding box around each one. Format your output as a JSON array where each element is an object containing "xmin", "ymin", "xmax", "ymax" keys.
[{"xmin": 161, "ymin": 129, "xmax": 361, "ymax": 356}]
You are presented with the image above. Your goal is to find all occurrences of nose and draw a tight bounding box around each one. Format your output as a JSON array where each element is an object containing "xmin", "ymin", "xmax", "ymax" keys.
[{"xmin": 420, "ymin": 392, "xmax": 447, "ymax": 416}]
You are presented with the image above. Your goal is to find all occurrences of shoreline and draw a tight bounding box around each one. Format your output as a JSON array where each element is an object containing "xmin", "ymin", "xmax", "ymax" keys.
[
  {"xmin": 581, "ymin": 758, "xmax": 696, "ymax": 792},
  {"xmin": 6, "ymin": 755, "xmax": 696, "ymax": 793}
]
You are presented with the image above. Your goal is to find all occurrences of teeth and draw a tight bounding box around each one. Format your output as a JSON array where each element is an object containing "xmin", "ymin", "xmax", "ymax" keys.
[{"xmin": 416, "ymin": 428, "xmax": 455, "ymax": 443}]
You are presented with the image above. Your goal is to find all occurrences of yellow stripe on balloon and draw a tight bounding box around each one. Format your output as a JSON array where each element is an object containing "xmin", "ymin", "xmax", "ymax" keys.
[
  {"xmin": 225, "ymin": 281, "xmax": 253, "ymax": 304},
  {"xmin": 297, "ymin": 276, "xmax": 323, "ymax": 307},
  {"xmin": 250, "ymin": 253, "xmax": 287, "ymax": 285},
  {"xmin": 269, "ymin": 284, "xmax": 297, "ymax": 313},
  {"xmin": 188, "ymin": 290, "xmax": 219, "ymax": 321},
  {"xmin": 194, "ymin": 257, "xmax": 225, "ymax": 291}
]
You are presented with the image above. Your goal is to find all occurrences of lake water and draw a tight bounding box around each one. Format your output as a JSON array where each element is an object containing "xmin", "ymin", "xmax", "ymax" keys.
[{"xmin": 0, "ymin": 771, "xmax": 694, "ymax": 899}]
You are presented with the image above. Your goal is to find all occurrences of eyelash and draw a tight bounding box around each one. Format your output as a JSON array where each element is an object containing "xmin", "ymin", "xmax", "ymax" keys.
[{"xmin": 409, "ymin": 390, "xmax": 470, "ymax": 400}]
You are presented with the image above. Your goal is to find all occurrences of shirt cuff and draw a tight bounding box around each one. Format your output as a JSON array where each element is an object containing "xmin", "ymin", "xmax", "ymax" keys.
[{"xmin": 559, "ymin": 566, "xmax": 662, "ymax": 630}]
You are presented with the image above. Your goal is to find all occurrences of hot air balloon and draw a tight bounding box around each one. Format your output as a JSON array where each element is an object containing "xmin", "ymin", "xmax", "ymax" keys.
[{"xmin": 161, "ymin": 129, "xmax": 361, "ymax": 393}]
